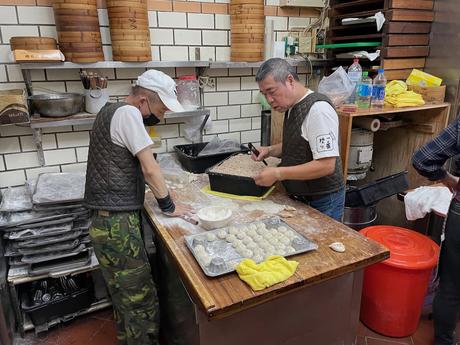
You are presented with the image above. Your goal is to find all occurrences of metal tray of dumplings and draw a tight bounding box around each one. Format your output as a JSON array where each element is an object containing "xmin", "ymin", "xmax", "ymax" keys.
[{"xmin": 184, "ymin": 217, "xmax": 318, "ymax": 277}]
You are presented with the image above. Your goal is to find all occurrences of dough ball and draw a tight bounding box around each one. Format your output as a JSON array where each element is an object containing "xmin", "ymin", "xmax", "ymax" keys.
[
  {"xmin": 246, "ymin": 242, "xmax": 258, "ymax": 250},
  {"xmin": 217, "ymin": 229, "xmax": 227, "ymax": 239},
  {"xmin": 280, "ymin": 237, "xmax": 291, "ymax": 245},
  {"xmin": 206, "ymin": 233, "xmax": 217, "ymax": 242},
  {"xmin": 278, "ymin": 226, "xmax": 288, "ymax": 233},
  {"xmin": 242, "ymin": 237, "xmax": 252, "ymax": 245},
  {"xmin": 286, "ymin": 232, "xmax": 296, "ymax": 240},
  {"xmin": 286, "ymin": 246, "xmax": 296, "ymax": 254},
  {"xmin": 256, "ymin": 228, "xmax": 265, "ymax": 235},
  {"xmin": 240, "ymin": 226, "xmax": 249, "ymax": 233},
  {"xmin": 237, "ymin": 232, "xmax": 246, "ymax": 240},
  {"xmin": 232, "ymin": 240, "xmax": 243, "ymax": 248},
  {"xmin": 269, "ymin": 238, "xmax": 278, "ymax": 245},
  {"xmin": 248, "ymin": 229, "xmax": 257, "ymax": 237},
  {"xmin": 248, "ymin": 224, "xmax": 257, "ymax": 231},
  {"xmin": 198, "ymin": 253, "xmax": 211, "ymax": 266},
  {"xmin": 241, "ymin": 249, "xmax": 253, "ymax": 258},
  {"xmin": 194, "ymin": 245, "xmax": 206, "ymax": 254},
  {"xmin": 253, "ymin": 254, "xmax": 264, "ymax": 262},
  {"xmin": 229, "ymin": 227, "xmax": 239, "ymax": 235},
  {"xmin": 226, "ymin": 234, "xmax": 237, "ymax": 242},
  {"xmin": 252, "ymin": 235, "xmax": 263, "ymax": 243}
]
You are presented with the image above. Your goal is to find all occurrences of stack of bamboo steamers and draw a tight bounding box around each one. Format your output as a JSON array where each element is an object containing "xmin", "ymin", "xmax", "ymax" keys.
[
  {"xmin": 52, "ymin": 0, "xmax": 151, "ymax": 62},
  {"xmin": 230, "ymin": 0, "xmax": 264, "ymax": 62},
  {"xmin": 106, "ymin": 0, "xmax": 151, "ymax": 61},
  {"xmin": 52, "ymin": 0, "xmax": 104, "ymax": 62}
]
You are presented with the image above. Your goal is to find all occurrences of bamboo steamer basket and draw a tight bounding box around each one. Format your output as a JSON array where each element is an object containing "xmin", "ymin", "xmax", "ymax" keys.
[
  {"xmin": 52, "ymin": 0, "xmax": 103, "ymax": 62},
  {"xmin": 107, "ymin": 0, "xmax": 151, "ymax": 61},
  {"xmin": 10, "ymin": 37, "xmax": 58, "ymax": 50},
  {"xmin": 230, "ymin": 0, "xmax": 264, "ymax": 62}
]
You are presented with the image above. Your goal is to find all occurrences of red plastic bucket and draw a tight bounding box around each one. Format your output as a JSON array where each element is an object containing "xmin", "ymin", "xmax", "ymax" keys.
[{"xmin": 359, "ymin": 226, "xmax": 440, "ymax": 337}]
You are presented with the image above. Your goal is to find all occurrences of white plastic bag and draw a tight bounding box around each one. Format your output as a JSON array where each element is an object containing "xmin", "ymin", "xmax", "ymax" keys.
[{"xmin": 318, "ymin": 66, "xmax": 355, "ymax": 106}]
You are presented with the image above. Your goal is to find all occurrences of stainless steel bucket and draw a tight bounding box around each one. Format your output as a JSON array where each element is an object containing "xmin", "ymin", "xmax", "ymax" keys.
[{"xmin": 343, "ymin": 204, "xmax": 377, "ymax": 230}]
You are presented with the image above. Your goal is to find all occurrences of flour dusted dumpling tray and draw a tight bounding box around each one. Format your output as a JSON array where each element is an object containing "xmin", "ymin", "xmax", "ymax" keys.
[
  {"xmin": 185, "ymin": 217, "xmax": 318, "ymax": 277},
  {"xmin": 206, "ymin": 153, "xmax": 279, "ymax": 197}
]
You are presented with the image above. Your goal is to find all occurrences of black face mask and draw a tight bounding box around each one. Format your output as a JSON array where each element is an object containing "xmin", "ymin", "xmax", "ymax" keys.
[{"xmin": 143, "ymin": 113, "xmax": 161, "ymax": 126}]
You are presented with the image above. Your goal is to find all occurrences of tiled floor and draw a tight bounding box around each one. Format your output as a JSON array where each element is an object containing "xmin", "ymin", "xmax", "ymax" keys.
[{"xmin": 14, "ymin": 308, "xmax": 456, "ymax": 345}]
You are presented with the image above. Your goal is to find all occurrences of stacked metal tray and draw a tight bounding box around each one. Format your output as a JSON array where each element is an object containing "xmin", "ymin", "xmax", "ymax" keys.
[
  {"xmin": 185, "ymin": 217, "xmax": 317, "ymax": 277},
  {"xmin": 0, "ymin": 173, "xmax": 92, "ymax": 276}
]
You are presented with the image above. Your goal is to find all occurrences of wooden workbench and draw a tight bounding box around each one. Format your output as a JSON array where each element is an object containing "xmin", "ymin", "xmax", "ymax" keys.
[{"xmin": 143, "ymin": 173, "xmax": 389, "ymax": 345}]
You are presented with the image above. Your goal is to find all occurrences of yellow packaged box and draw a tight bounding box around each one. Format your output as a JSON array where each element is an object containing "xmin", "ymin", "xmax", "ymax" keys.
[
  {"xmin": 408, "ymin": 85, "xmax": 446, "ymax": 104},
  {"xmin": 0, "ymin": 89, "xmax": 29, "ymax": 125}
]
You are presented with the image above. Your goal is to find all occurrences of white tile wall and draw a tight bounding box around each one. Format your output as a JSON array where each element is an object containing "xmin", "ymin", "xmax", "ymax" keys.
[
  {"xmin": 189, "ymin": 46, "xmax": 215, "ymax": 61},
  {"xmin": 0, "ymin": 125, "xmax": 32, "ymax": 137},
  {"xmin": 219, "ymin": 131, "xmax": 240, "ymax": 142},
  {"xmin": 161, "ymin": 46, "xmax": 189, "ymax": 61},
  {"xmin": 39, "ymin": 26, "xmax": 57, "ymax": 40},
  {"xmin": 116, "ymin": 68, "xmax": 146, "ymax": 80},
  {"xmin": 188, "ymin": 13, "xmax": 214, "ymax": 29},
  {"xmin": 289, "ymin": 17, "xmax": 310, "ymax": 29},
  {"xmin": 266, "ymin": 16, "xmax": 288, "ymax": 31},
  {"xmin": 203, "ymin": 92, "xmax": 228, "ymax": 106},
  {"xmin": 0, "ymin": 6, "xmax": 17, "ymax": 24},
  {"xmin": 174, "ymin": 30, "xmax": 202, "ymax": 46},
  {"xmin": 20, "ymin": 134, "xmax": 56, "ymax": 151},
  {"xmin": 0, "ymin": 65, "xmax": 6, "ymax": 82},
  {"xmin": 229, "ymin": 118, "xmax": 252, "ymax": 132},
  {"xmin": 76, "ymin": 147, "xmax": 88, "ymax": 162},
  {"xmin": 100, "ymin": 27, "xmax": 111, "ymax": 45},
  {"xmin": 56, "ymin": 132, "xmax": 90, "ymax": 148},
  {"xmin": 61, "ymin": 163, "xmax": 87, "ymax": 173},
  {"xmin": 17, "ymin": 6, "xmax": 54, "ymax": 25},
  {"xmin": 97, "ymin": 9, "xmax": 109, "ymax": 26},
  {"xmin": 151, "ymin": 29, "xmax": 174, "ymax": 45},
  {"xmin": 229, "ymin": 91, "xmax": 252, "ymax": 105},
  {"xmin": 148, "ymin": 11, "xmax": 158, "ymax": 28},
  {"xmin": 215, "ymin": 47, "xmax": 230, "ymax": 61},
  {"xmin": 0, "ymin": 137, "xmax": 20, "ymax": 154},
  {"xmin": 215, "ymin": 14, "xmax": 230, "ymax": 30},
  {"xmin": 205, "ymin": 120, "xmax": 229, "ymax": 134},
  {"xmin": 5, "ymin": 152, "xmax": 39, "ymax": 170},
  {"xmin": 202, "ymin": 30, "xmax": 227, "ymax": 46},
  {"xmin": 156, "ymin": 124, "xmax": 180, "ymax": 138},
  {"xmin": 241, "ymin": 129, "xmax": 261, "ymax": 143},
  {"xmin": 158, "ymin": 12, "xmax": 187, "ymax": 28},
  {"xmin": 229, "ymin": 68, "xmax": 252, "ymax": 76},
  {"xmin": 241, "ymin": 104, "xmax": 262, "ymax": 117},
  {"xmin": 1, "ymin": 25, "xmax": 39, "ymax": 42},
  {"xmin": 217, "ymin": 105, "xmax": 240, "ymax": 120},
  {"xmin": 44, "ymin": 149, "xmax": 77, "ymax": 166},
  {"xmin": 0, "ymin": 156, "xmax": 5, "ymax": 171},
  {"xmin": 216, "ymin": 77, "xmax": 240, "ymax": 91},
  {"xmin": 241, "ymin": 77, "xmax": 259, "ymax": 90},
  {"xmin": 0, "ymin": 170, "xmax": 25, "ymax": 188}
]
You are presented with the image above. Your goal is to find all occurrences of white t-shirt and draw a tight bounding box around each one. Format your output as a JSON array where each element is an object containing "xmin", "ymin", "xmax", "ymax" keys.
[
  {"xmin": 288, "ymin": 90, "xmax": 340, "ymax": 160},
  {"xmin": 110, "ymin": 105, "xmax": 153, "ymax": 156}
]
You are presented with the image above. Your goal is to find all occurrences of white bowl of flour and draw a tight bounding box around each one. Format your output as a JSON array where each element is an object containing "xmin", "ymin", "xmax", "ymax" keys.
[{"xmin": 197, "ymin": 206, "xmax": 233, "ymax": 230}]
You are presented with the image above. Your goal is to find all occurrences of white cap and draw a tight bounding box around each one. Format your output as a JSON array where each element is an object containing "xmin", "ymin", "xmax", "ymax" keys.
[{"xmin": 136, "ymin": 70, "xmax": 184, "ymax": 112}]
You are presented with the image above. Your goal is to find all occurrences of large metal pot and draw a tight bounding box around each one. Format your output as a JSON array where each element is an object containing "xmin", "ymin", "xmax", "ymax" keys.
[
  {"xmin": 28, "ymin": 93, "xmax": 84, "ymax": 117},
  {"xmin": 343, "ymin": 204, "xmax": 377, "ymax": 230}
]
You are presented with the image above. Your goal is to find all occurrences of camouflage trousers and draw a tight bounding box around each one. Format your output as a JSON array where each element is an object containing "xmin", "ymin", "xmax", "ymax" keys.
[{"xmin": 89, "ymin": 211, "xmax": 159, "ymax": 345}]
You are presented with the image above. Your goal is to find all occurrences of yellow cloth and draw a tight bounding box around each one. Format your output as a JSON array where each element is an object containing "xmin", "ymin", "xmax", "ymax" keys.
[
  {"xmin": 201, "ymin": 185, "xmax": 275, "ymax": 201},
  {"xmin": 384, "ymin": 80, "xmax": 425, "ymax": 108},
  {"xmin": 236, "ymin": 255, "xmax": 298, "ymax": 291}
]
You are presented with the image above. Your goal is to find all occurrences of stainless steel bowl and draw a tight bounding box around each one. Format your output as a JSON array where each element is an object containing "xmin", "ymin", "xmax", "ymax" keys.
[{"xmin": 28, "ymin": 93, "xmax": 84, "ymax": 117}]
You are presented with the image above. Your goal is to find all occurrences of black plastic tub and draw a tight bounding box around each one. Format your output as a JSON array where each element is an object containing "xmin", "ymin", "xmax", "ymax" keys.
[
  {"xmin": 345, "ymin": 171, "xmax": 409, "ymax": 207},
  {"xmin": 206, "ymin": 155, "xmax": 272, "ymax": 197},
  {"xmin": 22, "ymin": 288, "xmax": 93, "ymax": 326},
  {"xmin": 174, "ymin": 142, "xmax": 248, "ymax": 173}
]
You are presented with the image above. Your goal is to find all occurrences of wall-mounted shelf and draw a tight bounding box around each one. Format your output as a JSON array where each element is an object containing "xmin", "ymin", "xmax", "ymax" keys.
[{"xmin": 28, "ymin": 108, "xmax": 210, "ymax": 166}]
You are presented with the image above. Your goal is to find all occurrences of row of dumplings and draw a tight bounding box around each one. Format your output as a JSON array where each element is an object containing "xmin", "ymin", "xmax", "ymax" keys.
[{"xmin": 195, "ymin": 222, "xmax": 299, "ymax": 264}]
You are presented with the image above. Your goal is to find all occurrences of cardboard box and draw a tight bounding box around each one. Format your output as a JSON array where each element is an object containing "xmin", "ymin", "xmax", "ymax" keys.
[
  {"xmin": 0, "ymin": 89, "xmax": 30, "ymax": 125},
  {"xmin": 408, "ymin": 85, "xmax": 446, "ymax": 104}
]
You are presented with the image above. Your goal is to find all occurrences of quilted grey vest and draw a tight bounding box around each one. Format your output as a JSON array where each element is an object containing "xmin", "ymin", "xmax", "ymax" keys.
[
  {"xmin": 279, "ymin": 92, "xmax": 344, "ymax": 196},
  {"xmin": 84, "ymin": 102, "xmax": 145, "ymax": 211}
]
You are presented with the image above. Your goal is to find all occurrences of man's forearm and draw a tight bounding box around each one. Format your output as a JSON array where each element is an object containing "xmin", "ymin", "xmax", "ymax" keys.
[
  {"xmin": 278, "ymin": 158, "xmax": 336, "ymax": 181},
  {"xmin": 268, "ymin": 143, "xmax": 282, "ymax": 158},
  {"xmin": 144, "ymin": 165, "xmax": 169, "ymax": 199}
]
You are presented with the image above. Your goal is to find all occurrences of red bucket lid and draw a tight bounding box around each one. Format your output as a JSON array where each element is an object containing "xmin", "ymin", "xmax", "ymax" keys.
[{"xmin": 360, "ymin": 226, "xmax": 439, "ymax": 270}]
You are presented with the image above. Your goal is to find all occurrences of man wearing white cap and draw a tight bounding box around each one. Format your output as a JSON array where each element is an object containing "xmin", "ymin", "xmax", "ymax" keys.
[{"xmin": 84, "ymin": 70, "xmax": 191, "ymax": 345}]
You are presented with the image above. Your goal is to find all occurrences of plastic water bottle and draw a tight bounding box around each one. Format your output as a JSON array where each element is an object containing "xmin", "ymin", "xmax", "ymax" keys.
[
  {"xmin": 371, "ymin": 69, "xmax": 387, "ymax": 109},
  {"xmin": 347, "ymin": 58, "xmax": 362, "ymax": 103},
  {"xmin": 356, "ymin": 71, "xmax": 372, "ymax": 109}
]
